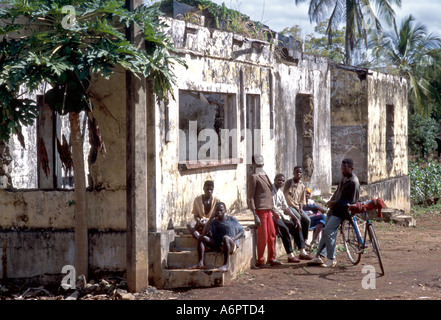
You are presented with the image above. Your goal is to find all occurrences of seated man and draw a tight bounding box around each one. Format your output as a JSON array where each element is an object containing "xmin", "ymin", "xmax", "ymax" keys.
[
  {"xmin": 272, "ymin": 174, "xmax": 313, "ymax": 262},
  {"xmin": 304, "ymin": 188, "xmax": 327, "ymax": 246},
  {"xmin": 190, "ymin": 202, "xmax": 245, "ymax": 272},
  {"xmin": 283, "ymin": 166, "xmax": 311, "ymax": 242},
  {"xmin": 187, "ymin": 180, "xmax": 219, "ymax": 239}
]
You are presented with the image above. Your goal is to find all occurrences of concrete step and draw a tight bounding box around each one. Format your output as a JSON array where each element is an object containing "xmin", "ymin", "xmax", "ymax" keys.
[
  {"xmin": 167, "ymin": 250, "xmax": 227, "ymax": 269},
  {"xmin": 368, "ymin": 207, "xmax": 403, "ymax": 222},
  {"xmin": 161, "ymin": 227, "xmax": 254, "ymax": 289},
  {"xmin": 392, "ymin": 215, "xmax": 416, "ymax": 227},
  {"xmin": 366, "ymin": 207, "xmax": 416, "ymax": 227},
  {"xmin": 173, "ymin": 234, "xmax": 197, "ymax": 250},
  {"xmin": 161, "ymin": 269, "xmax": 225, "ymax": 289}
]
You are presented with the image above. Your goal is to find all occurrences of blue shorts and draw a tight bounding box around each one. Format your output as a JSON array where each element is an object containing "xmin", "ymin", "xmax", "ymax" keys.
[{"xmin": 309, "ymin": 214, "xmax": 326, "ymax": 229}]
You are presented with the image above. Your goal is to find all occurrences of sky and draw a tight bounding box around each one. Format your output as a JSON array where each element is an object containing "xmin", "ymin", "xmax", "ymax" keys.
[{"xmin": 204, "ymin": 0, "xmax": 441, "ymax": 38}]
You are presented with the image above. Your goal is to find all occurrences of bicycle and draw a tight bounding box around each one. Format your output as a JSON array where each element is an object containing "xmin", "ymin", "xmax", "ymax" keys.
[{"xmin": 340, "ymin": 198, "xmax": 386, "ymax": 276}]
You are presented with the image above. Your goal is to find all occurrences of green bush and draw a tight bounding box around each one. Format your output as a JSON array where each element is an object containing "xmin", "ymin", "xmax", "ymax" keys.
[
  {"xmin": 409, "ymin": 160, "xmax": 441, "ymax": 205},
  {"xmin": 408, "ymin": 114, "xmax": 439, "ymax": 158}
]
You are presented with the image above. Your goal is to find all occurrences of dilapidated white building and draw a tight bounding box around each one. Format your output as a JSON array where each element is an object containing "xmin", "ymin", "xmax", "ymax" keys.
[{"xmin": 0, "ymin": 9, "xmax": 409, "ymax": 289}]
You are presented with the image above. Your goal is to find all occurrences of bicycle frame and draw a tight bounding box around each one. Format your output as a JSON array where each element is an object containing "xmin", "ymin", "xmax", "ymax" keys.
[
  {"xmin": 349, "ymin": 212, "xmax": 371, "ymax": 253},
  {"xmin": 344, "ymin": 208, "xmax": 385, "ymax": 275}
]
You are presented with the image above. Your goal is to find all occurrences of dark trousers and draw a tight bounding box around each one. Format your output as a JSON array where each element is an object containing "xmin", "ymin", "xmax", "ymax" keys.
[
  {"xmin": 290, "ymin": 207, "xmax": 311, "ymax": 241},
  {"xmin": 274, "ymin": 218, "xmax": 306, "ymax": 254}
]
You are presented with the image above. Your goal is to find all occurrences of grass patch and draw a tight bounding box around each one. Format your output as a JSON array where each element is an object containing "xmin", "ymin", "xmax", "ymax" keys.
[{"xmin": 411, "ymin": 202, "xmax": 441, "ymax": 219}]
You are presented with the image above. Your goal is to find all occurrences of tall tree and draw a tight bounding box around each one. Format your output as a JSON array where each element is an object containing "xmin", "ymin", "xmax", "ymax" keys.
[
  {"xmin": 369, "ymin": 15, "xmax": 441, "ymax": 115},
  {"xmin": 0, "ymin": 0, "xmax": 183, "ymax": 279},
  {"xmin": 295, "ymin": 0, "xmax": 401, "ymax": 65}
]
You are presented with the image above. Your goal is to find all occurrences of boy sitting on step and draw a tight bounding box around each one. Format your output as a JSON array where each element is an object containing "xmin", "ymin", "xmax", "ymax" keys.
[
  {"xmin": 187, "ymin": 180, "xmax": 219, "ymax": 239},
  {"xmin": 189, "ymin": 202, "xmax": 244, "ymax": 272}
]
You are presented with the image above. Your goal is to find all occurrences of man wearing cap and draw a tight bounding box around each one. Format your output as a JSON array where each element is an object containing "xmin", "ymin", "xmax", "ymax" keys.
[{"xmin": 247, "ymin": 154, "xmax": 283, "ymax": 268}]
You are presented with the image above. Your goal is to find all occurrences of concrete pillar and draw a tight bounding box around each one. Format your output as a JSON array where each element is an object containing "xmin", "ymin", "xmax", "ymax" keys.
[{"xmin": 125, "ymin": 0, "xmax": 149, "ymax": 293}]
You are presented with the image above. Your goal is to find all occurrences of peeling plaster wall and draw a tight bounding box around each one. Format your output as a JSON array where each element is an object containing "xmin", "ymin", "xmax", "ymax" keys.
[
  {"xmin": 87, "ymin": 70, "xmax": 127, "ymax": 192},
  {"xmin": 0, "ymin": 230, "xmax": 125, "ymax": 279},
  {"xmin": 0, "ymin": 70, "xmax": 128, "ymax": 279},
  {"xmin": 367, "ymin": 71, "xmax": 408, "ymax": 183},
  {"xmin": 274, "ymin": 55, "xmax": 332, "ymax": 195},
  {"xmin": 330, "ymin": 68, "xmax": 369, "ymax": 184},
  {"xmin": 0, "ymin": 188, "xmax": 126, "ymax": 278},
  {"xmin": 365, "ymin": 72, "xmax": 409, "ymax": 212},
  {"xmin": 156, "ymin": 18, "xmax": 276, "ymax": 230},
  {"xmin": 330, "ymin": 67, "xmax": 409, "ymax": 212}
]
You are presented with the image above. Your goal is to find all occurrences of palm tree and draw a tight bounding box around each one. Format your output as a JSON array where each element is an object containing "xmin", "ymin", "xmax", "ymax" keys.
[
  {"xmin": 295, "ymin": 0, "xmax": 401, "ymax": 65},
  {"xmin": 369, "ymin": 15, "xmax": 441, "ymax": 115}
]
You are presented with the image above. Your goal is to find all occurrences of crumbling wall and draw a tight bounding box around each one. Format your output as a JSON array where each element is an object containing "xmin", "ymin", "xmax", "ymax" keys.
[
  {"xmin": 329, "ymin": 67, "xmax": 409, "ymax": 212},
  {"xmin": 367, "ymin": 71, "xmax": 408, "ymax": 183},
  {"xmin": 156, "ymin": 18, "xmax": 276, "ymax": 230},
  {"xmin": 0, "ymin": 69, "xmax": 128, "ymax": 280},
  {"xmin": 274, "ymin": 54, "xmax": 332, "ymax": 195},
  {"xmin": 330, "ymin": 67, "xmax": 369, "ymax": 184}
]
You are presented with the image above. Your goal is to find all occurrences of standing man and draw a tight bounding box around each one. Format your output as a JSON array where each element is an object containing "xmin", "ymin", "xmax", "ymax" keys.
[
  {"xmin": 283, "ymin": 166, "xmax": 311, "ymax": 242},
  {"xmin": 309, "ymin": 158, "xmax": 360, "ymax": 268},
  {"xmin": 247, "ymin": 154, "xmax": 282, "ymax": 267}
]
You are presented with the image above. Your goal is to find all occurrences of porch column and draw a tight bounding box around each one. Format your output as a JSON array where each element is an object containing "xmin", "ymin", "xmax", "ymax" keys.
[{"xmin": 126, "ymin": 0, "xmax": 148, "ymax": 293}]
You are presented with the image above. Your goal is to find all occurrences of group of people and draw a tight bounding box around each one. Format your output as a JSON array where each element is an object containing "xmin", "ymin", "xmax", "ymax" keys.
[{"xmin": 186, "ymin": 154, "xmax": 360, "ymax": 272}]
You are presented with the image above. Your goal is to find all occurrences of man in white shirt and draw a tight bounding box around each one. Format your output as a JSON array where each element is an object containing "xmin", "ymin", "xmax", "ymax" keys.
[{"xmin": 272, "ymin": 174, "xmax": 313, "ymax": 262}]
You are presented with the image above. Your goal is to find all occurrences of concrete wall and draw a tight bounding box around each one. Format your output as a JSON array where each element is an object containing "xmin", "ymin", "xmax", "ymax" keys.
[
  {"xmin": 0, "ymin": 229, "xmax": 125, "ymax": 280},
  {"xmin": 157, "ymin": 18, "xmax": 334, "ymax": 229},
  {"xmin": 330, "ymin": 66, "xmax": 409, "ymax": 212},
  {"xmin": 155, "ymin": 18, "xmax": 277, "ymax": 231},
  {"xmin": 274, "ymin": 56, "xmax": 332, "ymax": 195},
  {"xmin": 367, "ymin": 71, "xmax": 408, "ymax": 183},
  {"xmin": 0, "ymin": 189, "xmax": 126, "ymax": 279},
  {"xmin": 330, "ymin": 67, "xmax": 368, "ymax": 184},
  {"xmin": 361, "ymin": 176, "xmax": 411, "ymax": 213}
]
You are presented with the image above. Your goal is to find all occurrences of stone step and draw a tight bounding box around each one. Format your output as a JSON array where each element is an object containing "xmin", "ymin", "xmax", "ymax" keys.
[
  {"xmin": 381, "ymin": 208, "xmax": 403, "ymax": 221},
  {"xmin": 162, "ymin": 222, "xmax": 254, "ymax": 289},
  {"xmin": 368, "ymin": 208, "xmax": 403, "ymax": 222},
  {"xmin": 173, "ymin": 234, "xmax": 197, "ymax": 250},
  {"xmin": 174, "ymin": 227, "xmax": 190, "ymax": 235},
  {"xmin": 167, "ymin": 250, "xmax": 226, "ymax": 269},
  {"xmin": 392, "ymin": 215, "xmax": 416, "ymax": 227},
  {"xmin": 161, "ymin": 269, "xmax": 225, "ymax": 289}
]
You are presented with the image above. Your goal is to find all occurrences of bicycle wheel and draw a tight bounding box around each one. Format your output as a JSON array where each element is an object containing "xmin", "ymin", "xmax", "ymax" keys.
[
  {"xmin": 368, "ymin": 224, "xmax": 385, "ymax": 276},
  {"xmin": 341, "ymin": 219, "xmax": 362, "ymax": 265}
]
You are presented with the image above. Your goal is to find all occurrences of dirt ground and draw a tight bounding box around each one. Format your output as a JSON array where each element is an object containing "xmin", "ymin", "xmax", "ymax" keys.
[
  {"xmin": 2, "ymin": 212, "xmax": 441, "ymax": 303},
  {"xmin": 153, "ymin": 211, "xmax": 441, "ymax": 301}
]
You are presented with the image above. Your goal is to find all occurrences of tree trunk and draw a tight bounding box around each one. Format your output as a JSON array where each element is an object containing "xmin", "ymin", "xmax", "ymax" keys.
[
  {"xmin": 69, "ymin": 112, "xmax": 88, "ymax": 280},
  {"xmin": 345, "ymin": 0, "xmax": 354, "ymax": 66}
]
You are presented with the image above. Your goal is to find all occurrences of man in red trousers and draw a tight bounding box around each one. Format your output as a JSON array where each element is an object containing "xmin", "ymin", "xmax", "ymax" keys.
[{"xmin": 247, "ymin": 154, "xmax": 283, "ymax": 268}]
